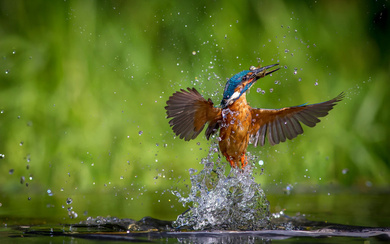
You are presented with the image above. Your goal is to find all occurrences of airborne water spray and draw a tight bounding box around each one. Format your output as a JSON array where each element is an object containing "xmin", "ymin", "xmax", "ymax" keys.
[{"xmin": 172, "ymin": 143, "xmax": 270, "ymax": 230}]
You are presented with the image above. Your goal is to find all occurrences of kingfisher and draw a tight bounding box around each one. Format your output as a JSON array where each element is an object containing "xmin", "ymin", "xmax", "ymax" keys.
[{"xmin": 165, "ymin": 64, "xmax": 343, "ymax": 168}]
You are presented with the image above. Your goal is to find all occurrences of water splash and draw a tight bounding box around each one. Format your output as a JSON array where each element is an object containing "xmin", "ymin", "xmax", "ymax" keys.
[{"xmin": 173, "ymin": 143, "xmax": 270, "ymax": 230}]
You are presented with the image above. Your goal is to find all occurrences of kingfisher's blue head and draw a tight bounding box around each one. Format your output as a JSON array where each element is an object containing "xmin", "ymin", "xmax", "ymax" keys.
[{"xmin": 220, "ymin": 63, "xmax": 279, "ymax": 108}]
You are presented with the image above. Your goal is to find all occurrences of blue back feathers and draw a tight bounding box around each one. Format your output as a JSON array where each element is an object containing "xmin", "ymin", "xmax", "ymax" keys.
[
  {"xmin": 222, "ymin": 70, "xmax": 250, "ymax": 101},
  {"xmin": 220, "ymin": 70, "xmax": 252, "ymax": 108}
]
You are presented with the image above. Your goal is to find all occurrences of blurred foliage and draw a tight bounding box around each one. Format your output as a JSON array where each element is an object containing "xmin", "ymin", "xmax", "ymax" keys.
[{"xmin": 0, "ymin": 0, "xmax": 389, "ymax": 221}]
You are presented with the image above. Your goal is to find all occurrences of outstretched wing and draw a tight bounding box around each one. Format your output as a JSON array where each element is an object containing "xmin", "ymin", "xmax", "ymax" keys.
[
  {"xmin": 165, "ymin": 87, "xmax": 222, "ymax": 141},
  {"xmin": 249, "ymin": 93, "xmax": 344, "ymax": 146}
]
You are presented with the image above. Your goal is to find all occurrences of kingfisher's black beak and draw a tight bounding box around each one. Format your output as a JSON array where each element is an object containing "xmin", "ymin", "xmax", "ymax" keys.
[
  {"xmin": 253, "ymin": 63, "xmax": 280, "ymax": 79},
  {"xmin": 245, "ymin": 63, "xmax": 280, "ymax": 88}
]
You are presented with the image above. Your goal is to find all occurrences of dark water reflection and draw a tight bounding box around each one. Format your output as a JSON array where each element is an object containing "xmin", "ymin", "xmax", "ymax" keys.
[
  {"xmin": 1, "ymin": 192, "xmax": 390, "ymax": 243},
  {"xmin": 3, "ymin": 214, "xmax": 390, "ymax": 243}
]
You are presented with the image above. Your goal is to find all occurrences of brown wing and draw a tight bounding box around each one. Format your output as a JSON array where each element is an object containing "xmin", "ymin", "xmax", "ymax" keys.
[
  {"xmin": 165, "ymin": 87, "xmax": 222, "ymax": 141},
  {"xmin": 249, "ymin": 92, "xmax": 344, "ymax": 146}
]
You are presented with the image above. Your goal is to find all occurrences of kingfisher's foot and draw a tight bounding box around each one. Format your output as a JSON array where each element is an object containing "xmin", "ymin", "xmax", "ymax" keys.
[
  {"xmin": 240, "ymin": 154, "xmax": 248, "ymax": 168},
  {"xmin": 224, "ymin": 153, "xmax": 237, "ymax": 168},
  {"xmin": 229, "ymin": 161, "xmax": 236, "ymax": 168}
]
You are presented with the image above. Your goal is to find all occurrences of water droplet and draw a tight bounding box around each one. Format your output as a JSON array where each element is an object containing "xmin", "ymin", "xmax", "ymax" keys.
[
  {"xmin": 314, "ymin": 81, "xmax": 318, "ymax": 86},
  {"xmin": 138, "ymin": 131, "xmax": 143, "ymax": 136},
  {"xmin": 192, "ymin": 51, "xmax": 196, "ymax": 55},
  {"xmin": 342, "ymin": 168, "xmax": 349, "ymax": 174},
  {"xmin": 0, "ymin": 110, "xmax": 3, "ymax": 114},
  {"xmin": 47, "ymin": 189, "xmax": 53, "ymax": 196},
  {"xmin": 284, "ymin": 184, "xmax": 293, "ymax": 195},
  {"xmin": 5, "ymin": 70, "xmax": 9, "ymax": 74},
  {"xmin": 66, "ymin": 198, "xmax": 73, "ymax": 205},
  {"xmin": 0, "ymin": 154, "xmax": 4, "ymax": 159},
  {"xmin": 258, "ymin": 160, "xmax": 264, "ymax": 166},
  {"xmin": 19, "ymin": 141, "xmax": 24, "ymax": 146},
  {"xmin": 120, "ymin": 176, "xmax": 124, "ymax": 179},
  {"xmin": 188, "ymin": 168, "xmax": 197, "ymax": 175},
  {"xmin": 9, "ymin": 169, "xmax": 14, "ymax": 174}
]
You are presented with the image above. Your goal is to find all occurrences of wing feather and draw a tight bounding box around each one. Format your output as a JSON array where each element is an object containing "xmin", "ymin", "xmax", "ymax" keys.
[
  {"xmin": 281, "ymin": 117, "xmax": 294, "ymax": 140},
  {"xmin": 165, "ymin": 87, "xmax": 222, "ymax": 141},
  {"xmin": 260, "ymin": 124, "xmax": 267, "ymax": 146},
  {"xmin": 249, "ymin": 92, "xmax": 343, "ymax": 147}
]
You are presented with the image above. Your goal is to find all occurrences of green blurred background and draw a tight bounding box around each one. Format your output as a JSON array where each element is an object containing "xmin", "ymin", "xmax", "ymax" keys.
[{"xmin": 0, "ymin": 0, "xmax": 389, "ymax": 225}]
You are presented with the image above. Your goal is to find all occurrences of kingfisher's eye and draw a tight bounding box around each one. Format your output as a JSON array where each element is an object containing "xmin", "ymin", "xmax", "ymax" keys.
[
  {"xmin": 243, "ymin": 74, "xmax": 251, "ymax": 81},
  {"xmin": 242, "ymin": 76, "xmax": 247, "ymax": 81}
]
